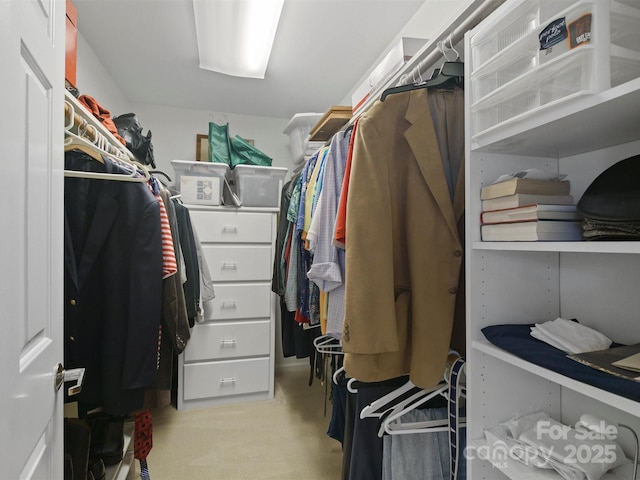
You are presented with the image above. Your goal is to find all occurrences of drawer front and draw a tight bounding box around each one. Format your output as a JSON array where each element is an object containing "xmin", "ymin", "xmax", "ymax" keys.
[
  {"xmin": 189, "ymin": 210, "xmax": 272, "ymax": 243},
  {"xmin": 203, "ymin": 245, "xmax": 272, "ymax": 282},
  {"xmin": 203, "ymin": 283, "xmax": 272, "ymax": 321},
  {"xmin": 183, "ymin": 357, "xmax": 270, "ymax": 400},
  {"xmin": 184, "ymin": 320, "xmax": 270, "ymax": 362}
]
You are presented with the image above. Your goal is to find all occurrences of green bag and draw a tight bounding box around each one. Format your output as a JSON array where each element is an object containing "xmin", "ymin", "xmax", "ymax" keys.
[
  {"xmin": 230, "ymin": 135, "xmax": 272, "ymax": 167},
  {"xmin": 208, "ymin": 122, "xmax": 232, "ymax": 165},
  {"xmin": 208, "ymin": 122, "xmax": 272, "ymax": 168}
]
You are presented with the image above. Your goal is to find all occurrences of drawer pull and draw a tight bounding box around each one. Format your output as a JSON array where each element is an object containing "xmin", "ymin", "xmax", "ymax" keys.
[
  {"xmin": 222, "ymin": 225, "xmax": 238, "ymax": 234},
  {"xmin": 220, "ymin": 301, "xmax": 237, "ymax": 309},
  {"xmin": 219, "ymin": 377, "xmax": 236, "ymax": 385},
  {"xmin": 220, "ymin": 339, "xmax": 237, "ymax": 347},
  {"xmin": 221, "ymin": 262, "xmax": 238, "ymax": 270}
]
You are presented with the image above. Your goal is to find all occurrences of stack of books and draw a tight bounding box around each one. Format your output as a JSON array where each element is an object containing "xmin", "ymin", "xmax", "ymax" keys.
[{"xmin": 480, "ymin": 177, "xmax": 583, "ymax": 241}]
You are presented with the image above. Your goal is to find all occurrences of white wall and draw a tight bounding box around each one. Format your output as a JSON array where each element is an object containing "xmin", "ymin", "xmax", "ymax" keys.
[
  {"xmin": 75, "ymin": 33, "xmax": 294, "ymax": 183},
  {"xmin": 76, "ymin": 33, "xmax": 132, "ymax": 119},
  {"xmin": 128, "ymin": 103, "xmax": 292, "ymax": 183}
]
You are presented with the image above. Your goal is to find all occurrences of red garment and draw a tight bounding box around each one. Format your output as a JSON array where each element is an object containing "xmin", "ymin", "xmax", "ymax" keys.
[
  {"xmin": 78, "ymin": 94, "xmax": 127, "ymax": 146},
  {"xmin": 134, "ymin": 409, "xmax": 153, "ymax": 460},
  {"xmin": 333, "ymin": 118, "xmax": 359, "ymax": 248}
]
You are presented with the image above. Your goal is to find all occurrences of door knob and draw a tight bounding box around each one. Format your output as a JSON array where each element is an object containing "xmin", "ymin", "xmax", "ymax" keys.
[{"xmin": 54, "ymin": 363, "xmax": 85, "ymax": 396}]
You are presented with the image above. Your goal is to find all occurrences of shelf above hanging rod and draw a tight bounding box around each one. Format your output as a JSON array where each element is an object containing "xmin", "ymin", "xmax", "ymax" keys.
[{"xmin": 64, "ymin": 93, "xmax": 150, "ymax": 183}]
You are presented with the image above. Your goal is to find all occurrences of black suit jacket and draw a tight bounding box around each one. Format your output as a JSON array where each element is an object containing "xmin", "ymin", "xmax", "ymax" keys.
[{"xmin": 64, "ymin": 151, "xmax": 163, "ymax": 415}]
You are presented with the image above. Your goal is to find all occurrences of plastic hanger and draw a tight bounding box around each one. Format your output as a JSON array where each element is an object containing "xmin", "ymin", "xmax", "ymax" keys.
[
  {"xmin": 359, "ymin": 377, "xmax": 421, "ymax": 419},
  {"xmin": 380, "ymin": 68, "xmax": 427, "ymax": 102},
  {"xmin": 378, "ymin": 384, "xmax": 451, "ymax": 437},
  {"xmin": 64, "ymin": 100, "xmax": 150, "ymax": 183},
  {"xmin": 64, "ymin": 114, "xmax": 104, "ymax": 163},
  {"xmin": 64, "ymin": 131, "xmax": 150, "ymax": 183},
  {"xmin": 381, "ymin": 359, "xmax": 467, "ymax": 436},
  {"xmin": 380, "ymin": 33, "xmax": 464, "ymax": 101},
  {"xmin": 313, "ymin": 334, "xmax": 343, "ymax": 355},
  {"xmin": 421, "ymin": 34, "xmax": 464, "ymax": 90}
]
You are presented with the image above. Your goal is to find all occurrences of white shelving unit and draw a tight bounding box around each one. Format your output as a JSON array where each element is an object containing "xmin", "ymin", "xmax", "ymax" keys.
[{"xmin": 464, "ymin": 1, "xmax": 640, "ymax": 478}]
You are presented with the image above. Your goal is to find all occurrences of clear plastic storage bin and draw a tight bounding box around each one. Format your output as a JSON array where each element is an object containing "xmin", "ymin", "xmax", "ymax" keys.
[
  {"xmin": 470, "ymin": 0, "xmax": 575, "ymax": 70},
  {"xmin": 171, "ymin": 160, "xmax": 229, "ymax": 205},
  {"xmin": 230, "ymin": 165, "xmax": 288, "ymax": 208},
  {"xmin": 283, "ymin": 113, "xmax": 323, "ymax": 164},
  {"xmin": 470, "ymin": 0, "xmax": 640, "ymax": 142},
  {"xmin": 472, "ymin": 47, "xmax": 595, "ymax": 139}
]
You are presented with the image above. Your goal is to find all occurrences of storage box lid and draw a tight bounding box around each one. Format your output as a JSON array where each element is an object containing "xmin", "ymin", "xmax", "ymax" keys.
[
  {"xmin": 171, "ymin": 159, "xmax": 230, "ymax": 175},
  {"xmin": 231, "ymin": 164, "xmax": 288, "ymax": 177},
  {"xmin": 283, "ymin": 113, "xmax": 324, "ymax": 135}
]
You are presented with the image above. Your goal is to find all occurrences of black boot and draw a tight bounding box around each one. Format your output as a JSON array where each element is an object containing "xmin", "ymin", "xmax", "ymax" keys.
[
  {"xmin": 64, "ymin": 418, "xmax": 91, "ymax": 480},
  {"xmin": 84, "ymin": 412, "xmax": 125, "ymax": 466}
]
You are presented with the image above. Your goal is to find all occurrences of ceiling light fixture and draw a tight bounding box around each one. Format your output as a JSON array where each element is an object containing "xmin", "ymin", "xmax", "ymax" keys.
[{"xmin": 193, "ymin": 0, "xmax": 285, "ymax": 79}]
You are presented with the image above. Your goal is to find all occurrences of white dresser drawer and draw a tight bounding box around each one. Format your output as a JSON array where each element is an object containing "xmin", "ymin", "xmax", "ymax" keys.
[
  {"xmin": 203, "ymin": 283, "xmax": 272, "ymax": 320},
  {"xmin": 184, "ymin": 320, "xmax": 270, "ymax": 362},
  {"xmin": 183, "ymin": 357, "xmax": 270, "ymax": 400},
  {"xmin": 203, "ymin": 245, "xmax": 272, "ymax": 282},
  {"xmin": 189, "ymin": 210, "xmax": 272, "ymax": 243}
]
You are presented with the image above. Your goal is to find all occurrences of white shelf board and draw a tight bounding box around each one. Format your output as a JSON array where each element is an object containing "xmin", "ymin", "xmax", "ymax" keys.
[
  {"xmin": 472, "ymin": 339, "xmax": 640, "ymax": 417},
  {"xmin": 472, "ymin": 241, "xmax": 640, "ymax": 254}
]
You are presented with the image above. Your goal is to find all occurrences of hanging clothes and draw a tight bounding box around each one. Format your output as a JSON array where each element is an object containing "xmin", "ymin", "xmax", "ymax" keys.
[
  {"xmin": 272, "ymin": 175, "xmax": 313, "ymax": 359},
  {"xmin": 172, "ymin": 200, "xmax": 200, "ymax": 327},
  {"xmin": 306, "ymin": 129, "xmax": 352, "ymax": 338},
  {"xmin": 143, "ymin": 186, "xmax": 192, "ymax": 409},
  {"xmin": 342, "ymin": 87, "xmax": 466, "ymax": 390},
  {"xmin": 64, "ymin": 151, "xmax": 163, "ymax": 415}
]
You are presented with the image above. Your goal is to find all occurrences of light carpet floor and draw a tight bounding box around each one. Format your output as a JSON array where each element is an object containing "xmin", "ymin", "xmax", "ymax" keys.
[{"xmin": 139, "ymin": 366, "xmax": 344, "ymax": 480}]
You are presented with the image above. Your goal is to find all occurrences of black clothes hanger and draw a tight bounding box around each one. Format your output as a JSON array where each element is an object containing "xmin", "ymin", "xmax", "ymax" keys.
[
  {"xmin": 149, "ymin": 170, "xmax": 172, "ymax": 183},
  {"xmin": 380, "ymin": 63, "xmax": 463, "ymax": 101},
  {"xmin": 423, "ymin": 60, "xmax": 464, "ymax": 90},
  {"xmin": 380, "ymin": 35, "xmax": 464, "ymax": 101}
]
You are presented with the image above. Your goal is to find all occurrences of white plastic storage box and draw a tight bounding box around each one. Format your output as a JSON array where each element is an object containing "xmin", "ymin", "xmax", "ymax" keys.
[
  {"xmin": 469, "ymin": 0, "xmax": 640, "ymax": 143},
  {"xmin": 230, "ymin": 165, "xmax": 288, "ymax": 207},
  {"xmin": 472, "ymin": 46, "xmax": 595, "ymax": 139},
  {"xmin": 171, "ymin": 160, "xmax": 229, "ymax": 205},
  {"xmin": 283, "ymin": 113, "xmax": 323, "ymax": 164},
  {"xmin": 470, "ymin": 0, "xmax": 576, "ymax": 70}
]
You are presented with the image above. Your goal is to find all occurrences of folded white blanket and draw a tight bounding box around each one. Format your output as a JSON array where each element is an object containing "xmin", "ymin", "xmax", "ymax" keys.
[
  {"xmin": 519, "ymin": 417, "xmax": 627, "ymax": 480},
  {"xmin": 530, "ymin": 318, "xmax": 612, "ymax": 354},
  {"xmin": 484, "ymin": 412, "xmax": 628, "ymax": 480}
]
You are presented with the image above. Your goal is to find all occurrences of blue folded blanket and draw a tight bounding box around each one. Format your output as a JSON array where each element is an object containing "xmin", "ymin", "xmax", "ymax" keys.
[{"xmin": 481, "ymin": 323, "xmax": 640, "ymax": 402}]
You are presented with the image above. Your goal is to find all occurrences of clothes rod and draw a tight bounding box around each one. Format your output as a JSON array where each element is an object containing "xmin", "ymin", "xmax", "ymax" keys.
[
  {"xmin": 345, "ymin": 0, "xmax": 506, "ymax": 124},
  {"xmin": 399, "ymin": 0, "xmax": 505, "ymax": 86}
]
